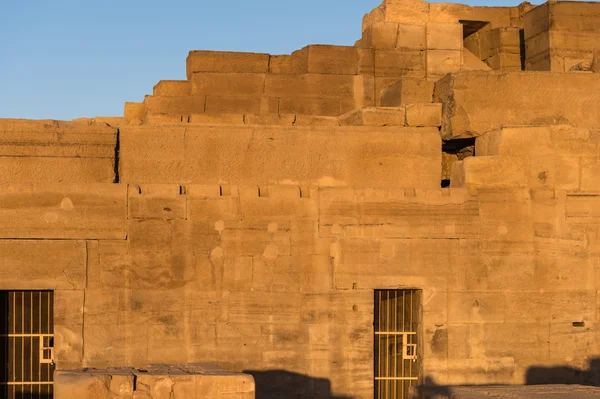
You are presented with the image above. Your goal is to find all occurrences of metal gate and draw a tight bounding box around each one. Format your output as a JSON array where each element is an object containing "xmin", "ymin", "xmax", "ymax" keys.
[
  {"xmin": 0, "ymin": 291, "xmax": 54, "ymax": 398},
  {"xmin": 374, "ymin": 289, "xmax": 421, "ymax": 399}
]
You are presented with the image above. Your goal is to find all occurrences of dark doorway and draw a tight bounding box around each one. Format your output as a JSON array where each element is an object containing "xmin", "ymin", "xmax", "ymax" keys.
[
  {"xmin": 374, "ymin": 289, "xmax": 422, "ymax": 399},
  {"xmin": 0, "ymin": 291, "xmax": 54, "ymax": 399}
]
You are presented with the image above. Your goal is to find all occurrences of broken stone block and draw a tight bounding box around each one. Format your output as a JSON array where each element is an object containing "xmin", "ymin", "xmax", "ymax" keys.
[
  {"xmin": 54, "ymin": 365, "xmax": 254, "ymax": 399},
  {"xmin": 124, "ymin": 102, "xmax": 144, "ymax": 124},
  {"xmin": 434, "ymin": 71, "xmax": 600, "ymax": 139},
  {"xmin": 152, "ymin": 80, "xmax": 191, "ymax": 96},
  {"xmin": 268, "ymin": 47, "xmax": 309, "ymax": 74}
]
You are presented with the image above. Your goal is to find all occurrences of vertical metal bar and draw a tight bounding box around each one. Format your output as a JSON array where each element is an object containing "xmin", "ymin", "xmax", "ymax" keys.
[
  {"xmin": 394, "ymin": 292, "xmax": 397, "ymax": 399},
  {"xmin": 386, "ymin": 290, "xmax": 390, "ymax": 397},
  {"xmin": 409, "ymin": 291, "xmax": 413, "ymax": 381},
  {"xmin": 378, "ymin": 291, "xmax": 382, "ymax": 399},
  {"xmin": 38, "ymin": 292, "xmax": 41, "ymax": 390},
  {"xmin": 30, "ymin": 291, "xmax": 32, "ymax": 397},
  {"xmin": 12, "ymin": 292, "xmax": 15, "ymax": 399},
  {"xmin": 21, "ymin": 292, "xmax": 23, "ymax": 390}
]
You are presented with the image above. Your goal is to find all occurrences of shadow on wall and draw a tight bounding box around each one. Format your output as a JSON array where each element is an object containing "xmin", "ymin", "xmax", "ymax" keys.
[
  {"xmin": 413, "ymin": 360, "xmax": 600, "ymax": 398},
  {"xmin": 243, "ymin": 370, "xmax": 353, "ymax": 399},
  {"xmin": 526, "ymin": 358, "xmax": 600, "ymax": 386},
  {"xmin": 411, "ymin": 376, "xmax": 453, "ymax": 399}
]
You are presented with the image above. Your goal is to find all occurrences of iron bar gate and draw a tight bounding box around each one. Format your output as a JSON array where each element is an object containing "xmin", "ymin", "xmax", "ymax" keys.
[
  {"xmin": 0, "ymin": 291, "xmax": 54, "ymax": 399},
  {"xmin": 374, "ymin": 289, "xmax": 421, "ymax": 399}
]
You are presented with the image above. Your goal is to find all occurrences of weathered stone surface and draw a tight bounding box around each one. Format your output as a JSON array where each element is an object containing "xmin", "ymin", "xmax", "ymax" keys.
[
  {"xmin": 5, "ymin": 1, "xmax": 600, "ymax": 397},
  {"xmin": 0, "ymin": 240, "xmax": 86, "ymax": 289},
  {"xmin": 186, "ymin": 50, "xmax": 269, "ymax": 79},
  {"xmin": 405, "ymin": 103, "xmax": 442, "ymax": 127},
  {"xmin": 0, "ymin": 119, "xmax": 116, "ymax": 183},
  {"xmin": 0, "ymin": 184, "xmax": 127, "ymax": 239},
  {"xmin": 435, "ymin": 71, "xmax": 600, "ymax": 139},
  {"xmin": 55, "ymin": 365, "xmax": 254, "ymax": 398},
  {"xmin": 380, "ymin": 78, "xmax": 434, "ymax": 106},
  {"xmin": 120, "ymin": 125, "xmax": 441, "ymax": 187},
  {"xmin": 338, "ymin": 106, "xmax": 406, "ymax": 126},
  {"xmin": 524, "ymin": 1, "xmax": 600, "ymax": 72}
]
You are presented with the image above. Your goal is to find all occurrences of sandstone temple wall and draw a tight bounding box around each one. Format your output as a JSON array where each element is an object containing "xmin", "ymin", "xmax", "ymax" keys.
[
  {"xmin": 1, "ymin": 0, "xmax": 600, "ymax": 398},
  {"xmin": 1, "ymin": 177, "xmax": 599, "ymax": 396}
]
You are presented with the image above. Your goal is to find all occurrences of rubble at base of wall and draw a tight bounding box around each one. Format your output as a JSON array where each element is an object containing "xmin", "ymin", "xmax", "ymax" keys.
[{"xmin": 54, "ymin": 364, "xmax": 255, "ymax": 399}]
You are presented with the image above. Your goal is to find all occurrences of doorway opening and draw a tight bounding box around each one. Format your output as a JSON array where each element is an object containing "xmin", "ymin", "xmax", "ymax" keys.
[
  {"xmin": 0, "ymin": 291, "xmax": 54, "ymax": 399},
  {"xmin": 374, "ymin": 289, "xmax": 422, "ymax": 399}
]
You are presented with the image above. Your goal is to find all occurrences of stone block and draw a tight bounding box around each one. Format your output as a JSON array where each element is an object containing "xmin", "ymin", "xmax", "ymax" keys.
[
  {"xmin": 383, "ymin": 0, "xmax": 429, "ymax": 24},
  {"xmin": 435, "ymin": 71, "xmax": 600, "ymax": 139},
  {"xmin": 269, "ymin": 47, "xmax": 309, "ymax": 74},
  {"xmin": 462, "ymin": 47, "xmax": 492, "ymax": 71},
  {"xmin": 405, "ymin": 103, "xmax": 442, "ymax": 127},
  {"xmin": 320, "ymin": 189, "xmax": 479, "ymax": 240},
  {"xmin": 307, "ymin": 45, "xmax": 359, "ymax": 74},
  {"xmin": 0, "ymin": 240, "xmax": 86, "ymax": 290},
  {"xmin": 278, "ymin": 97, "xmax": 340, "ymax": 116},
  {"xmin": 426, "ymin": 22, "xmax": 463, "ymax": 50},
  {"xmin": 339, "ymin": 106, "xmax": 406, "ymax": 126},
  {"xmin": 143, "ymin": 95, "xmax": 205, "ymax": 116},
  {"xmin": 486, "ymin": 53, "xmax": 522, "ymax": 71},
  {"xmin": 524, "ymin": 3, "xmax": 549, "ymax": 40},
  {"xmin": 119, "ymin": 125, "xmax": 441, "ymax": 188},
  {"xmin": 264, "ymin": 74, "xmax": 355, "ymax": 99},
  {"xmin": 451, "ymin": 157, "xmax": 528, "ymax": 190},
  {"xmin": 124, "ymin": 102, "xmax": 144, "ymax": 124},
  {"xmin": 56, "ymin": 365, "xmax": 254, "ymax": 398},
  {"xmin": 581, "ymin": 157, "xmax": 600, "ymax": 191},
  {"xmin": 427, "ymin": 49, "xmax": 462, "ymax": 78},
  {"xmin": 397, "ymin": 23, "xmax": 426, "ymax": 50},
  {"xmin": 374, "ymin": 49, "xmax": 425, "ymax": 77},
  {"xmin": 128, "ymin": 184, "xmax": 186, "ymax": 220},
  {"xmin": 476, "ymin": 127, "xmax": 554, "ymax": 156},
  {"xmin": 0, "ymin": 158, "xmax": 115, "ymax": 184},
  {"xmin": 380, "ymin": 78, "xmax": 434, "ymax": 106},
  {"xmin": 205, "ymin": 96, "xmax": 262, "ymax": 114},
  {"xmin": 360, "ymin": 22, "xmax": 399, "ymax": 49},
  {"xmin": 188, "ymin": 113, "xmax": 245, "ymax": 125},
  {"xmin": 0, "ymin": 119, "xmax": 117, "ymax": 183},
  {"xmin": 191, "ymin": 72, "xmax": 265, "ymax": 97},
  {"xmin": 357, "ymin": 48, "xmax": 375, "ymax": 74},
  {"xmin": 293, "ymin": 115, "xmax": 339, "ymax": 126},
  {"xmin": 447, "ymin": 291, "xmax": 505, "ymax": 323},
  {"xmin": 244, "ymin": 114, "xmax": 297, "ymax": 125},
  {"xmin": 153, "ymin": 80, "xmax": 191, "ymax": 96},
  {"xmin": 0, "ymin": 184, "xmax": 127, "ymax": 239},
  {"xmin": 186, "ymin": 50, "xmax": 269, "ymax": 79},
  {"xmin": 54, "ymin": 371, "xmax": 118, "ymax": 399}
]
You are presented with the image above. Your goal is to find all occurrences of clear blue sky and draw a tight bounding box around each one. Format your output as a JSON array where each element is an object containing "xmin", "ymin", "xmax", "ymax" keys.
[{"xmin": 1, "ymin": 0, "xmax": 544, "ymax": 120}]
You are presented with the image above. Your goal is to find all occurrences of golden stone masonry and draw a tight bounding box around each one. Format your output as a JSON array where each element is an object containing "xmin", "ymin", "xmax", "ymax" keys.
[{"xmin": 1, "ymin": 0, "xmax": 600, "ymax": 398}]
